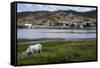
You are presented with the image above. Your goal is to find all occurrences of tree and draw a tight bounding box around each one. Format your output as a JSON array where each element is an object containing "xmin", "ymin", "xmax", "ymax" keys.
[
  {"xmin": 70, "ymin": 23, "xmax": 75, "ymax": 27},
  {"xmin": 85, "ymin": 23, "xmax": 90, "ymax": 27}
]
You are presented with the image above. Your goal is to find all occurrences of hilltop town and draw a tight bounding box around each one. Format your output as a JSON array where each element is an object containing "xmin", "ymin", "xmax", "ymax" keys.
[{"xmin": 17, "ymin": 10, "xmax": 96, "ymax": 29}]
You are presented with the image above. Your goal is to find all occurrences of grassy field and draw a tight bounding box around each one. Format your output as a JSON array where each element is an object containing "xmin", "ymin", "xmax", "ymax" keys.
[{"xmin": 17, "ymin": 39, "xmax": 97, "ymax": 65}]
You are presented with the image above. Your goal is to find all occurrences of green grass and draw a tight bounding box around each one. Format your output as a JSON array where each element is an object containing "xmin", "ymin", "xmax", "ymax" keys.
[{"xmin": 17, "ymin": 40, "xmax": 96, "ymax": 65}]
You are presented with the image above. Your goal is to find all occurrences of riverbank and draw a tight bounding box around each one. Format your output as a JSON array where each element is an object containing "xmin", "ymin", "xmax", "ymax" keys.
[
  {"xmin": 17, "ymin": 26, "xmax": 96, "ymax": 30},
  {"xmin": 17, "ymin": 39, "xmax": 97, "ymax": 65},
  {"xmin": 17, "ymin": 38, "xmax": 96, "ymax": 44}
]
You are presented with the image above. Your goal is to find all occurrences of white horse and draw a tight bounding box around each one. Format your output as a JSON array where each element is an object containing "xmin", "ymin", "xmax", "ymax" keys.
[{"xmin": 22, "ymin": 44, "xmax": 42, "ymax": 59}]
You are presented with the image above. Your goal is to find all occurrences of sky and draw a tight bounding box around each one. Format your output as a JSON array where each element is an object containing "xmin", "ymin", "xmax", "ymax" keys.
[{"xmin": 17, "ymin": 3, "xmax": 96, "ymax": 12}]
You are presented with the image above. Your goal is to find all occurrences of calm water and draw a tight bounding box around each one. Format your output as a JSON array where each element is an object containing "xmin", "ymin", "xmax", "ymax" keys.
[{"xmin": 17, "ymin": 29, "xmax": 96, "ymax": 40}]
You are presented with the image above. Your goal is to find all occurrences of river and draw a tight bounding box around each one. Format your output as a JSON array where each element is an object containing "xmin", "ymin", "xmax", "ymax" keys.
[{"xmin": 17, "ymin": 29, "xmax": 96, "ymax": 40}]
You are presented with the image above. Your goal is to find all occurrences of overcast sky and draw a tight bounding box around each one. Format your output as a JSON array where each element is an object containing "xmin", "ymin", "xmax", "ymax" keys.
[{"xmin": 17, "ymin": 3, "xmax": 96, "ymax": 12}]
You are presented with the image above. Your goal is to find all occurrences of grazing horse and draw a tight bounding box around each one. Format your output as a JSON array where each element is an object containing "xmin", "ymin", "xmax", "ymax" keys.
[{"xmin": 22, "ymin": 44, "xmax": 42, "ymax": 59}]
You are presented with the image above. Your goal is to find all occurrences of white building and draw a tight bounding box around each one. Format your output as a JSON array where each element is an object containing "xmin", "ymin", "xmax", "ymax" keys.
[
  {"xmin": 24, "ymin": 24, "xmax": 33, "ymax": 29},
  {"xmin": 80, "ymin": 25, "xmax": 84, "ymax": 28}
]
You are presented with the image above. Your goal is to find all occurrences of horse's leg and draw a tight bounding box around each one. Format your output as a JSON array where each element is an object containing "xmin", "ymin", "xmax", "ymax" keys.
[
  {"xmin": 38, "ymin": 49, "xmax": 41, "ymax": 54},
  {"xmin": 31, "ymin": 50, "xmax": 34, "ymax": 55}
]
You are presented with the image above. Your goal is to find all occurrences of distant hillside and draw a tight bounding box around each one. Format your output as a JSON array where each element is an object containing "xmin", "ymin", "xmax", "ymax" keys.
[
  {"xmin": 17, "ymin": 11, "xmax": 53, "ymax": 19},
  {"xmin": 75, "ymin": 10, "xmax": 96, "ymax": 18},
  {"xmin": 56, "ymin": 10, "xmax": 96, "ymax": 18},
  {"xmin": 17, "ymin": 10, "xmax": 96, "ymax": 27},
  {"xmin": 17, "ymin": 10, "xmax": 96, "ymax": 19}
]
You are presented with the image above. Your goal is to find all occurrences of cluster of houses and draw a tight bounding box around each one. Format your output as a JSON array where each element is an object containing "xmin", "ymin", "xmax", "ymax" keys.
[{"xmin": 20, "ymin": 18, "xmax": 96, "ymax": 29}]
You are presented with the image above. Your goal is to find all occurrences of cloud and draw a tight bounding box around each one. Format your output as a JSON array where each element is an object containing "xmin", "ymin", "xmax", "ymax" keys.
[
  {"xmin": 17, "ymin": 3, "xmax": 96, "ymax": 12},
  {"xmin": 24, "ymin": 4, "xmax": 32, "ymax": 7},
  {"xmin": 70, "ymin": 7, "xmax": 96, "ymax": 12}
]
